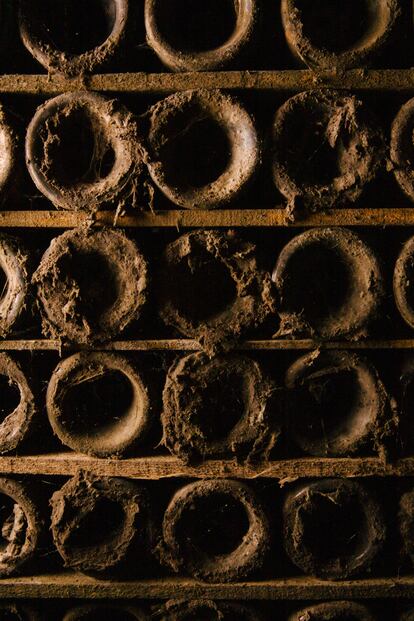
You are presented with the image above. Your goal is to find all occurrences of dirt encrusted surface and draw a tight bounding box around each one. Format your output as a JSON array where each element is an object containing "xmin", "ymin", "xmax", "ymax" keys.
[
  {"xmin": 273, "ymin": 90, "xmax": 386, "ymax": 220},
  {"xmin": 391, "ymin": 98, "xmax": 414, "ymax": 203},
  {"xmin": 0, "ymin": 233, "xmax": 30, "ymax": 338},
  {"xmin": 283, "ymin": 478, "xmax": 386, "ymax": 580},
  {"xmin": 158, "ymin": 479, "xmax": 270, "ymax": 583},
  {"xmin": 159, "ymin": 230, "xmax": 276, "ymax": 354},
  {"xmin": 143, "ymin": 89, "xmax": 259, "ymax": 209},
  {"xmin": 281, "ymin": 0, "xmax": 400, "ymax": 71},
  {"xmin": 145, "ymin": 0, "xmax": 258, "ymax": 72},
  {"xmin": 153, "ymin": 599, "xmax": 264, "ymax": 621},
  {"xmin": 285, "ymin": 350, "xmax": 397, "ymax": 459},
  {"xmin": 0, "ymin": 478, "xmax": 41, "ymax": 577},
  {"xmin": 162, "ymin": 352, "xmax": 280, "ymax": 464},
  {"xmin": 288, "ymin": 600, "xmax": 375, "ymax": 621},
  {"xmin": 47, "ymin": 352, "xmax": 150, "ymax": 459},
  {"xmin": 33, "ymin": 226, "xmax": 148, "ymax": 345},
  {"xmin": 26, "ymin": 92, "xmax": 144, "ymax": 212},
  {"xmin": 0, "ymin": 353, "xmax": 36, "ymax": 455},
  {"xmin": 19, "ymin": 0, "xmax": 128, "ymax": 76},
  {"xmin": 393, "ymin": 234, "xmax": 414, "ymax": 330},
  {"xmin": 273, "ymin": 227, "xmax": 384, "ymax": 340},
  {"xmin": 50, "ymin": 471, "xmax": 151, "ymax": 574}
]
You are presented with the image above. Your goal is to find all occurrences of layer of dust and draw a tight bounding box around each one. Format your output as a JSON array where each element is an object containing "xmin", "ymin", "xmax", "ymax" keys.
[
  {"xmin": 32, "ymin": 226, "xmax": 148, "ymax": 345},
  {"xmin": 162, "ymin": 352, "xmax": 280, "ymax": 464},
  {"xmin": 281, "ymin": 0, "xmax": 400, "ymax": 71},
  {"xmin": 283, "ymin": 478, "xmax": 386, "ymax": 580},
  {"xmin": 142, "ymin": 89, "xmax": 259, "ymax": 209},
  {"xmin": 50, "ymin": 471, "xmax": 150, "ymax": 574},
  {"xmin": 145, "ymin": 0, "xmax": 258, "ymax": 72},
  {"xmin": 273, "ymin": 227, "xmax": 384, "ymax": 340},
  {"xmin": 0, "ymin": 234, "xmax": 30, "ymax": 338},
  {"xmin": 19, "ymin": 0, "xmax": 128, "ymax": 76},
  {"xmin": 0, "ymin": 353, "xmax": 36, "ymax": 455},
  {"xmin": 159, "ymin": 479, "xmax": 270, "ymax": 583},
  {"xmin": 273, "ymin": 90, "xmax": 386, "ymax": 219},
  {"xmin": 27, "ymin": 93, "xmax": 144, "ymax": 212},
  {"xmin": 158, "ymin": 230, "xmax": 276, "ymax": 355},
  {"xmin": 285, "ymin": 350, "xmax": 397, "ymax": 459}
]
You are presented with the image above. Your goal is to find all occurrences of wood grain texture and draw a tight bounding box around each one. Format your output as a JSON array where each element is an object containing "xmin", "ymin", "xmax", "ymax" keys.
[
  {"xmin": 2, "ymin": 69, "xmax": 414, "ymax": 95},
  {"xmin": 2, "ymin": 209, "xmax": 414, "ymax": 228},
  {"xmin": 1, "ymin": 454, "xmax": 413, "ymax": 479},
  {"xmin": 1, "ymin": 573, "xmax": 414, "ymax": 600}
]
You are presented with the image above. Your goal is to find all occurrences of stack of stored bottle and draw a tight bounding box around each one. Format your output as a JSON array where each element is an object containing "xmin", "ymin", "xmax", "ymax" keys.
[{"xmin": 1, "ymin": 1, "xmax": 414, "ymax": 620}]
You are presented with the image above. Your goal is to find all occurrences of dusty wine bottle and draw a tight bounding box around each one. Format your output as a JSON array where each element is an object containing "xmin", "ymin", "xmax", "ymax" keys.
[
  {"xmin": 0, "ymin": 104, "xmax": 16, "ymax": 197},
  {"xmin": 158, "ymin": 230, "xmax": 276, "ymax": 354},
  {"xmin": 0, "ymin": 233, "xmax": 30, "ymax": 338},
  {"xmin": 145, "ymin": 89, "xmax": 259, "ymax": 209},
  {"xmin": 390, "ymin": 97, "xmax": 414, "ymax": 204},
  {"xmin": 63, "ymin": 604, "xmax": 147, "ymax": 621},
  {"xmin": 155, "ymin": 599, "xmax": 265, "ymax": 621},
  {"xmin": 46, "ymin": 352, "xmax": 150, "ymax": 458},
  {"xmin": 19, "ymin": 0, "xmax": 129, "ymax": 75},
  {"xmin": 272, "ymin": 90, "xmax": 385, "ymax": 217},
  {"xmin": 145, "ymin": 0, "xmax": 258, "ymax": 72},
  {"xmin": 162, "ymin": 351, "xmax": 278, "ymax": 462},
  {"xmin": 50, "ymin": 472, "xmax": 151, "ymax": 574},
  {"xmin": 273, "ymin": 227, "xmax": 384, "ymax": 339},
  {"xmin": 288, "ymin": 601, "xmax": 376, "ymax": 621},
  {"xmin": 281, "ymin": 0, "xmax": 400, "ymax": 71},
  {"xmin": 283, "ymin": 478, "xmax": 386, "ymax": 579},
  {"xmin": 26, "ymin": 92, "xmax": 143, "ymax": 212},
  {"xmin": 0, "ymin": 353, "xmax": 36, "ymax": 455},
  {"xmin": 393, "ymin": 235, "xmax": 414, "ymax": 330},
  {"xmin": 399, "ymin": 488, "xmax": 414, "ymax": 570},
  {"xmin": 33, "ymin": 227, "xmax": 148, "ymax": 345},
  {"xmin": 0, "ymin": 477, "xmax": 41, "ymax": 577},
  {"xmin": 159, "ymin": 479, "xmax": 270, "ymax": 582},
  {"xmin": 285, "ymin": 350, "xmax": 391, "ymax": 457}
]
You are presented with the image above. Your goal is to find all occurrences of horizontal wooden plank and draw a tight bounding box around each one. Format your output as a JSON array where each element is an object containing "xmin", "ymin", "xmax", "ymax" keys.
[
  {"xmin": 1, "ymin": 339, "xmax": 414, "ymax": 352},
  {"xmin": 2, "ymin": 454, "xmax": 414, "ymax": 480},
  {"xmin": 1, "ymin": 573, "xmax": 414, "ymax": 600},
  {"xmin": 3, "ymin": 69, "xmax": 414, "ymax": 95},
  {"xmin": 2, "ymin": 209, "xmax": 414, "ymax": 228}
]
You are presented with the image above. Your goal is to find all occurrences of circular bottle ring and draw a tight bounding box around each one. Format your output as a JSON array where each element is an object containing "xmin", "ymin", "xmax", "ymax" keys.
[
  {"xmin": 161, "ymin": 479, "xmax": 270, "ymax": 582},
  {"xmin": 283, "ymin": 478, "xmax": 386, "ymax": 580},
  {"xmin": 0, "ymin": 477, "xmax": 41, "ymax": 577},
  {"xmin": 273, "ymin": 227, "xmax": 384, "ymax": 339},
  {"xmin": 281, "ymin": 0, "xmax": 400, "ymax": 71},
  {"xmin": 162, "ymin": 352, "xmax": 276, "ymax": 462},
  {"xmin": 26, "ymin": 91, "xmax": 142, "ymax": 212},
  {"xmin": 158, "ymin": 230, "xmax": 276, "ymax": 354},
  {"xmin": 0, "ymin": 353, "xmax": 36, "ymax": 455},
  {"xmin": 47, "ymin": 352, "xmax": 150, "ymax": 458},
  {"xmin": 272, "ymin": 90, "xmax": 385, "ymax": 216},
  {"xmin": 285, "ymin": 350, "xmax": 388, "ymax": 457},
  {"xmin": 288, "ymin": 601, "xmax": 376, "ymax": 621},
  {"xmin": 145, "ymin": 90, "xmax": 259, "ymax": 209},
  {"xmin": 33, "ymin": 227, "xmax": 148, "ymax": 345},
  {"xmin": 63, "ymin": 604, "xmax": 147, "ymax": 621},
  {"xmin": 390, "ymin": 97, "xmax": 414, "ymax": 204},
  {"xmin": 393, "ymin": 235, "xmax": 414, "ymax": 330},
  {"xmin": 0, "ymin": 233, "xmax": 30, "ymax": 338},
  {"xmin": 19, "ymin": 0, "xmax": 129, "ymax": 76},
  {"xmin": 145, "ymin": 0, "xmax": 258, "ymax": 72},
  {"xmin": 51, "ymin": 472, "xmax": 150, "ymax": 574},
  {"xmin": 157, "ymin": 599, "xmax": 265, "ymax": 620}
]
